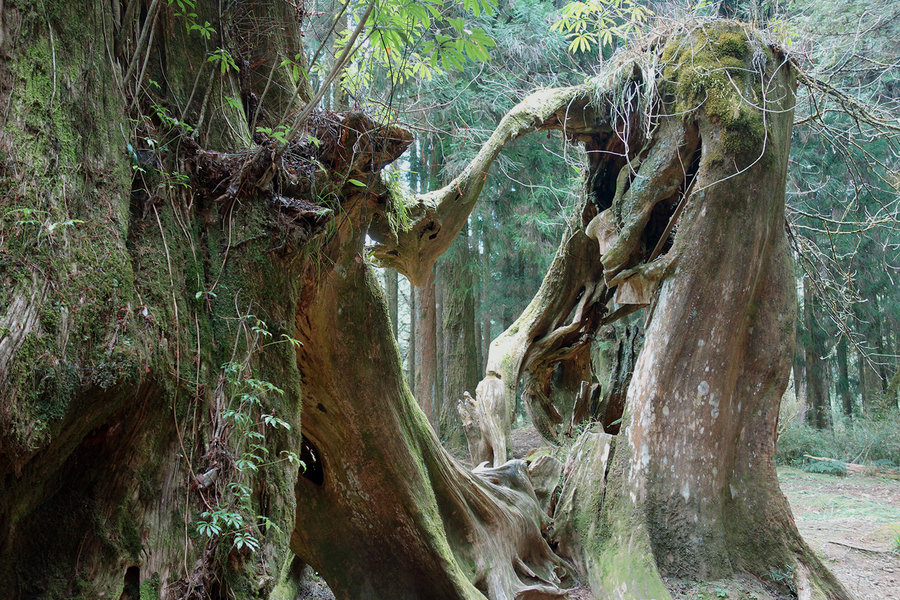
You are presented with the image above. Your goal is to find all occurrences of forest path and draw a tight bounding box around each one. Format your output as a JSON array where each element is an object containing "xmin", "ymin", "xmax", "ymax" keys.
[{"xmin": 779, "ymin": 467, "xmax": 900, "ymax": 600}]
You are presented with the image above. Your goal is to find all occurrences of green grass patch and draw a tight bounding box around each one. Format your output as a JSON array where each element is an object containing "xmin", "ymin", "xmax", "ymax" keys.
[{"xmin": 776, "ymin": 410, "xmax": 900, "ymax": 467}]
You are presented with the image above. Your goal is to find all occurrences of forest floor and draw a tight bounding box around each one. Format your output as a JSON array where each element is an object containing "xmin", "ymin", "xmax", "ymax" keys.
[
  {"xmin": 296, "ymin": 430, "xmax": 899, "ymax": 599},
  {"xmin": 778, "ymin": 466, "xmax": 900, "ymax": 600}
]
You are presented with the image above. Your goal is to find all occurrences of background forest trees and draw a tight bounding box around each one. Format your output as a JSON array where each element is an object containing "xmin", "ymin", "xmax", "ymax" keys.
[{"xmin": 308, "ymin": 0, "xmax": 899, "ymax": 441}]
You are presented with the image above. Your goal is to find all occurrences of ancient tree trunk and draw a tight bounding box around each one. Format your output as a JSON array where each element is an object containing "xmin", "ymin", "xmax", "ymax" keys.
[
  {"xmin": 291, "ymin": 204, "xmax": 571, "ymax": 600},
  {"xmin": 436, "ymin": 269, "xmax": 446, "ymax": 416},
  {"xmin": 4, "ymin": 7, "xmax": 854, "ymax": 600},
  {"xmin": 0, "ymin": 1, "xmax": 314, "ymax": 597},
  {"xmin": 550, "ymin": 24, "xmax": 850, "ymax": 599}
]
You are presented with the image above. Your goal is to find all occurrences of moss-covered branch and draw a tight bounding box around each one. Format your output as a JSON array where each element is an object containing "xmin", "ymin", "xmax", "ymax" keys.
[{"xmin": 368, "ymin": 86, "xmax": 607, "ymax": 286}]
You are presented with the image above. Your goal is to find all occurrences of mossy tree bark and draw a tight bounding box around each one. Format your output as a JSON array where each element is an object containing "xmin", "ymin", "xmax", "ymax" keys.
[
  {"xmin": 2, "ymin": 8, "xmax": 851, "ymax": 600},
  {"xmin": 1, "ymin": 1, "xmax": 312, "ymax": 598},
  {"xmin": 371, "ymin": 20, "xmax": 850, "ymax": 600},
  {"xmin": 549, "ymin": 24, "xmax": 851, "ymax": 600}
]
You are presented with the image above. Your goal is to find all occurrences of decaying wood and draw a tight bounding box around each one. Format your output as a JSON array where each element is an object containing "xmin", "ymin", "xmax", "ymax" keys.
[
  {"xmin": 459, "ymin": 392, "xmax": 492, "ymax": 466},
  {"xmin": 458, "ymin": 373, "xmax": 509, "ymax": 468},
  {"xmin": 555, "ymin": 24, "xmax": 852, "ymax": 599},
  {"xmin": 567, "ymin": 380, "xmax": 594, "ymax": 435},
  {"xmin": 550, "ymin": 425, "xmax": 614, "ymax": 580},
  {"xmin": 292, "ymin": 237, "xmax": 574, "ymax": 599},
  {"xmin": 593, "ymin": 324, "xmax": 642, "ymax": 434},
  {"xmin": 527, "ymin": 455, "xmax": 564, "ymax": 515}
]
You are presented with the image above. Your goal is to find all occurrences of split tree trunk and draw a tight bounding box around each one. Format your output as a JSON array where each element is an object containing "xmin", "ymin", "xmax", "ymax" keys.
[
  {"xmin": 549, "ymin": 24, "xmax": 850, "ymax": 599},
  {"xmin": 290, "ymin": 204, "xmax": 571, "ymax": 600}
]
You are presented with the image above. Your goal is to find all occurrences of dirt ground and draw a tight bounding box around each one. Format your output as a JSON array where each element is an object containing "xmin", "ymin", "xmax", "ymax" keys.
[{"xmin": 778, "ymin": 466, "xmax": 900, "ymax": 600}]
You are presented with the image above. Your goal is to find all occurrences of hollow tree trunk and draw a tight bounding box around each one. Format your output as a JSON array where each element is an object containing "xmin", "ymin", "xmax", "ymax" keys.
[
  {"xmin": 594, "ymin": 323, "xmax": 642, "ymax": 434},
  {"xmin": 6, "ymin": 10, "xmax": 854, "ymax": 600},
  {"xmin": 552, "ymin": 24, "xmax": 850, "ymax": 599},
  {"xmin": 481, "ymin": 213, "xmax": 611, "ymax": 443}
]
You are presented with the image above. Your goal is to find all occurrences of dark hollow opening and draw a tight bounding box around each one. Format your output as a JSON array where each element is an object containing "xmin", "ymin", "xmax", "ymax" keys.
[
  {"xmin": 300, "ymin": 435, "xmax": 325, "ymax": 485},
  {"xmin": 118, "ymin": 566, "xmax": 140, "ymax": 600}
]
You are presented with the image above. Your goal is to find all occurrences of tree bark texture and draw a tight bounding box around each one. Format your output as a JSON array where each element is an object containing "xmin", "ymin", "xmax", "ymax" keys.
[
  {"xmin": 416, "ymin": 267, "xmax": 438, "ymax": 429},
  {"xmin": 593, "ymin": 323, "xmax": 643, "ymax": 434},
  {"xmin": 0, "ymin": 1, "xmax": 317, "ymax": 597},
  {"xmin": 1, "ymin": 9, "xmax": 852, "ymax": 600},
  {"xmin": 803, "ymin": 277, "xmax": 832, "ymax": 429},
  {"xmin": 552, "ymin": 24, "xmax": 850, "ymax": 598},
  {"xmin": 291, "ymin": 202, "xmax": 571, "ymax": 600}
]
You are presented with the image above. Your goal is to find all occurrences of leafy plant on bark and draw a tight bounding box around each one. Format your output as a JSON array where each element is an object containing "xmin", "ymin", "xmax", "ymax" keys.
[{"xmin": 195, "ymin": 318, "xmax": 304, "ymax": 556}]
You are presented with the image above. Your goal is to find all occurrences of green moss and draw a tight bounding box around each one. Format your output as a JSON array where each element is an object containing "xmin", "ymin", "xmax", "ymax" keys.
[
  {"xmin": 661, "ymin": 24, "xmax": 766, "ymax": 157},
  {"xmin": 140, "ymin": 573, "xmax": 161, "ymax": 600},
  {"xmin": 716, "ymin": 32, "xmax": 749, "ymax": 59}
]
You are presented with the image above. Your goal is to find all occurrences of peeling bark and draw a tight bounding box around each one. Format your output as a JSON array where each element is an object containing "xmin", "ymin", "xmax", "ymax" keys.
[{"xmin": 458, "ymin": 374, "xmax": 508, "ymax": 467}]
